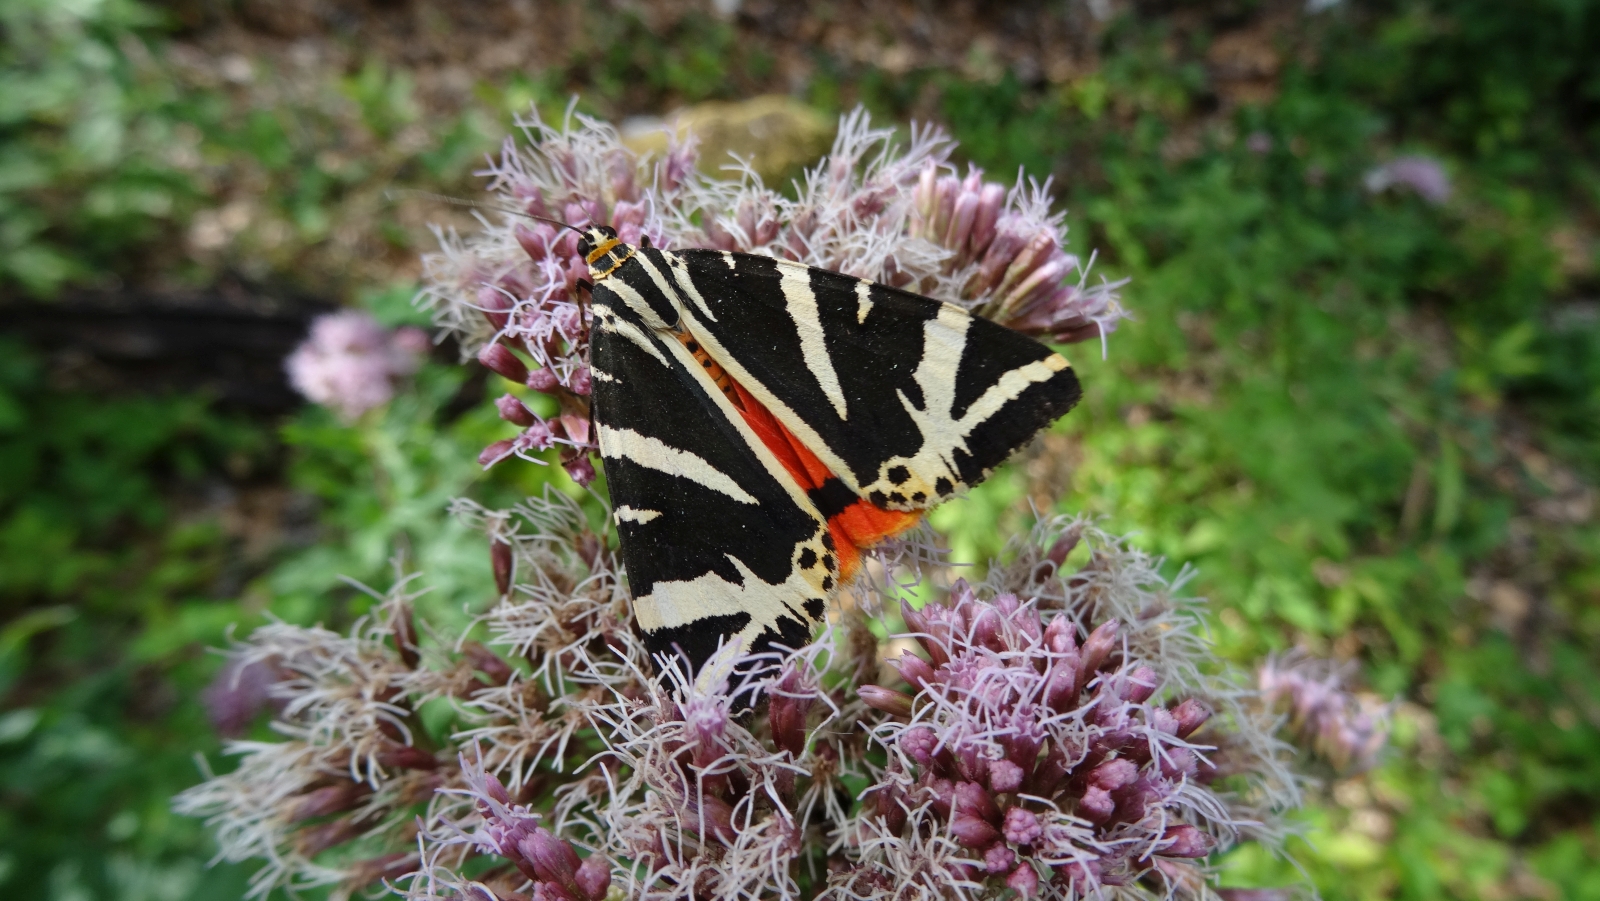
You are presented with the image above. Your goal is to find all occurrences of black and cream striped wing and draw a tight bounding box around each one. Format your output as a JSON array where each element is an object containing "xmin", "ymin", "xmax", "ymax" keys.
[
  {"xmin": 658, "ymin": 250, "xmax": 1082, "ymax": 511},
  {"xmin": 587, "ymin": 288, "xmax": 835, "ymax": 672}
]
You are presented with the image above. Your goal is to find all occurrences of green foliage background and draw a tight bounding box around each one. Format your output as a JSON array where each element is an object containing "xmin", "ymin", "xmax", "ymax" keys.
[{"xmin": 2, "ymin": 1, "xmax": 1598, "ymax": 899}]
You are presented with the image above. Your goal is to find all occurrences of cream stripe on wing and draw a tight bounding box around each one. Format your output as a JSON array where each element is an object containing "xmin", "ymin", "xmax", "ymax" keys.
[
  {"xmin": 780, "ymin": 263, "xmax": 849, "ymax": 420},
  {"xmin": 596, "ymin": 425, "xmax": 759, "ymax": 504}
]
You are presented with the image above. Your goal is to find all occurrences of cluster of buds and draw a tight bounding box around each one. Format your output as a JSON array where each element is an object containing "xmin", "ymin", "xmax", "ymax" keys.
[
  {"xmin": 452, "ymin": 760, "xmax": 612, "ymax": 901},
  {"xmin": 910, "ymin": 163, "xmax": 1120, "ymax": 346},
  {"xmin": 286, "ymin": 311, "xmax": 431, "ymax": 421},
  {"xmin": 1258, "ymin": 655, "xmax": 1390, "ymax": 771},
  {"xmin": 848, "ymin": 580, "xmax": 1232, "ymax": 898},
  {"xmin": 418, "ymin": 108, "xmax": 1127, "ymax": 486}
]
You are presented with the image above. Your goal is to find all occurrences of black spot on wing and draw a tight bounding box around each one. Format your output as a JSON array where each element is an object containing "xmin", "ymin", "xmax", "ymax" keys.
[
  {"xmin": 804, "ymin": 597, "xmax": 826, "ymax": 620},
  {"xmin": 807, "ymin": 477, "xmax": 859, "ymax": 519}
]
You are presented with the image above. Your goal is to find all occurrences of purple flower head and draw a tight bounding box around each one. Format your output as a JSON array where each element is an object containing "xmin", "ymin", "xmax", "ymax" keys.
[
  {"xmin": 1364, "ymin": 154, "xmax": 1452, "ymax": 205},
  {"xmin": 1259, "ymin": 654, "xmax": 1391, "ymax": 770},
  {"xmin": 285, "ymin": 311, "xmax": 427, "ymax": 421},
  {"xmin": 832, "ymin": 523, "xmax": 1304, "ymax": 899}
]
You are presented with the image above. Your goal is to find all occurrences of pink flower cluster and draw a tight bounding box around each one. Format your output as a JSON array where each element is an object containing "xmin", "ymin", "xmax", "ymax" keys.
[
  {"xmin": 847, "ymin": 580, "xmax": 1228, "ymax": 898},
  {"xmin": 418, "ymin": 108, "xmax": 1126, "ymax": 486},
  {"xmin": 1363, "ymin": 154, "xmax": 1451, "ymax": 205},
  {"xmin": 286, "ymin": 311, "xmax": 430, "ymax": 421},
  {"xmin": 1258, "ymin": 655, "xmax": 1389, "ymax": 771}
]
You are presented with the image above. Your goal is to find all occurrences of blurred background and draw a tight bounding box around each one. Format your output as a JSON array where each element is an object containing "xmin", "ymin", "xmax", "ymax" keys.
[{"xmin": 2, "ymin": 0, "xmax": 1598, "ymax": 898}]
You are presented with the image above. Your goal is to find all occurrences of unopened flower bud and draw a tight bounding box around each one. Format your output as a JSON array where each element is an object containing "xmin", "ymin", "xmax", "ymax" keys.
[
  {"xmin": 574, "ymin": 856, "xmax": 611, "ymax": 901},
  {"xmin": 1160, "ymin": 824, "xmax": 1211, "ymax": 858},
  {"xmin": 479, "ymin": 439, "xmax": 516, "ymax": 468},
  {"xmin": 524, "ymin": 367, "xmax": 559, "ymax": 394},
  {"xmin": 520, "ymin": 828, "xmax": 586, "ymax": 899},
  {"xmin": 479, "ymin": 343, "xmax": 529, "ymax": 384},
  {"xmin": 950, "ymin": 813, "xmax": 1001, "ymax": 849},
  {"xmin": 496, "ymin": 394, "xmax": 536, "ymax": 427},
  {"xmin": 376, "ymin": 743, "xmax": 438, "ymax": 771},
  {"xmin": 568, "ymin": 365, "xmax": 592, "ymax": 395},
  {"xmin": 1006, "ymin": 862, "xmax": 1041, "ymax": 898},
  {"xmin": 1122, "ymin": 666, "xmax": 1159, "ymax": 704},
  {"xmin": 859, "ymin": 684, "xmax": 914, "ymax": 718},
  {"xmin": 984, "ymin": 843, "xmax": 1017, "ymax": 874},
  {"xmin": 893, "ymin": 650, "xmax": 936, "ymax": 691},
  {"xmin": 1078, "ymin": 785, "xmax": 1114, "ymax": 823},
  {"xmin": 491, "ymin": 539, "xmax": 513, "ymax": 596},
  {"xmin": 988, "ymin": 759, "xmax": 1024, "ymax": 793},
  {"xmin": 954, "ymin": 780, "xmax": 1000, "ymax": 824},
  {"xmin": 1076, "ymin": 620, "xmax": 1119, "ymax": 692},
  {"xmin": 1171, "ymin": 698, "xmax": 1211, "ymax": 739},
  {"xmin": 899, "ymin": 726, "xmax": 937, "ymax": 766},
  {"xmin": 287, "ymin": 782, "xmax": 367, "ymax": 821},
  {"xmin": 464, "ymin": 641, "xmax": 515, "ymax": 686},
  {"xmin": 563, "ymin": 455, "xmax": 596, "ymax": 487},
  {"xmin": 1003, "ymin": 806, "xmax": 1043, "ymax": 845}
]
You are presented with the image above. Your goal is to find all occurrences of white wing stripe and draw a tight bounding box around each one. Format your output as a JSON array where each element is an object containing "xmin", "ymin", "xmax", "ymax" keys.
[
  {"xmin": 597, "ymin": 424, "xmax": 759, "ymax": 504},
  {"xmin": 781, "ymin": 266, "xmax": 850, "ymax": 420}
]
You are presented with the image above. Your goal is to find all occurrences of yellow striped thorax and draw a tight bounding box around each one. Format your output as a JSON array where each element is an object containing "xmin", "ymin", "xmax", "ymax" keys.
[{"xmin": 578, "ymin": 225, "xmax": 635, "ymax": 281}]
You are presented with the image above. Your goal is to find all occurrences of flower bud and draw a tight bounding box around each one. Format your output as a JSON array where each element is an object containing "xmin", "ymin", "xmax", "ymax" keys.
[
  {"xmin": 1078, "ymin": 785, "xmax": 1114, "ymax": 823},
  {"xmin": 954, "ymin": 780, "xmax": 1000, "ymax": 824},
  {"xmin": 464, "ymin": 641, "xmax": 514, "ymax": 686},
  {"xmin": 479, "ymin": 439, "xmax": 516, "ymax": 468},
  {"xmin": 1170, "ymin": 698, "xmax": 1211, "ymax": 739},
  {"xmin": 479, "ymin": 343, "xmax": 529, "ymax": 384},
  {"xmin": 526, "ymin": 367, "xmax": 560, "ymax": 394},
  {"xmin": 496, "ymin": 394, "xmax": 536, "ymax": 427},
  {"xmin": 1160, "ymin": 824, "xmax": 1211, "ymax": 858},
  {"xmin": 1003, "ymin": 806, "xmax": 1043, "ymax": 845},
  {"xmin": 1122, "ymin": 666, "xmax": 1159, "ymax": 705},
  {"xmin": 984, "ymin": 843, "xmax": 1017, "ymax": 874},
  {"xmin": 376, "ymin": 743, "xmax": 438, "ymax": 771},
  {"xmin": 950, "ymin": 813, "xmax": 1001, "ymax": 849},
  {"xmin": 491, "ymin": 539, "xmax": 514, "ymax": 596},
  {"xmin": 568, "ymin": 365, "xmax": 593, "ymax": 395},
  {"xmin": 1076, "ymin": 620, "xmax": 1119, "ymax": 693},
  {"xmin": 520, "ymin": 828, "xmax": 586, "ymax": 899},
  {"xmin": 893, "ymin": 650, "xmax": 936, "ymax": 691},
  {"xmin": 563, "ymin": 455, "xmax": 596, "ymax": 487},
  {"xmin": 574, "ymin": 856, "xmax": 611, "ymax": 901},
  {"xmin": 859, "ymin": 685, "xmax": 914, "ymax": 718},
  {"xmin": 1006, "ymin": 862, "xmax": 1041, "ymax": 898},
  {"xmin": 899, "ymin": 726, "xmax": 938, "ymax": 766},
  {"xmin": 477, "ymin": 285, "xmax": 516, "ymax": 331},
  {"xmin": 988, "ymin": 759, "xmax": 1024, "ymax": 793},
  {"xmin": 286, "ymin": 782, "xmax": 367, "ymax": 821}
]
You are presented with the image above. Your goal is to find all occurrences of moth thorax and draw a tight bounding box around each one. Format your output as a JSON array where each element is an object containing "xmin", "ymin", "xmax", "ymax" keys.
[{"xmin": 578, "ymin": 225, "xmax": 633, "ymax": 281}]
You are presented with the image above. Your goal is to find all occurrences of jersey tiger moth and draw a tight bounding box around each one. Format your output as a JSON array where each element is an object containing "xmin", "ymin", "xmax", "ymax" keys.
[{"xmin": 571, "ymin": 224, "xmax": 1082, "ymax": 681}]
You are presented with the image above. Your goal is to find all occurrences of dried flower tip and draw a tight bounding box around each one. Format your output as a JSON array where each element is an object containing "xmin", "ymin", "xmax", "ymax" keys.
[{"xmin": 1006, "ymin": 862, "xmax": 1041, "ymax": 898}]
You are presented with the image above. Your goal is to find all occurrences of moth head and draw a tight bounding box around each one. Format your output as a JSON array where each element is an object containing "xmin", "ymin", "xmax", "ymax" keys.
[{"xmin": 576, "ymin": 225, "xmax": 620, "ymax": 264}]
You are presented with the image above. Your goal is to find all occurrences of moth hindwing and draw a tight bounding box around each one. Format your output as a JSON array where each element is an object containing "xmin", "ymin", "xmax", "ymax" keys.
[{"xmin": 578, "ymin": 226, "xmax": 1082, "ymax": 680}]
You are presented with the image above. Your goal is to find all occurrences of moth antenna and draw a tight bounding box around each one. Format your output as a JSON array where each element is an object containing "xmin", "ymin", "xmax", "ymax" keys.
[{"xmin": 384, "ymin": 189, "xmax": 581, "ymax": 233}]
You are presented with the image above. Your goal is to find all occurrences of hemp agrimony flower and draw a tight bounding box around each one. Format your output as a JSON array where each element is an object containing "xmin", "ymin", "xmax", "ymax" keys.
[{"xmin": 178, "ymin": 109, "xmax": 1312, "ymax": 901}]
